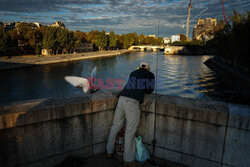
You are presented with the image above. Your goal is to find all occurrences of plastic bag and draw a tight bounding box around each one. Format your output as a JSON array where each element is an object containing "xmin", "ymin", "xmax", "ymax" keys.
[{"xmin": 135, "ymin": 136, "xmax": 150, "ymax": 162}]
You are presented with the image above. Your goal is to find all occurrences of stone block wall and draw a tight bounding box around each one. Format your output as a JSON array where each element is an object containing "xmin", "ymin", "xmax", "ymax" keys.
[
  {"xmin": 0, "ymin": 91, "xmax": 249, "ymax": 167},
  {"xmin": 139, "ymin": 94, "xmax": 250, "ymax": 167},
  {"xmin": 0, "ymin": 93, "xmax": 117, "ymax": 167}
]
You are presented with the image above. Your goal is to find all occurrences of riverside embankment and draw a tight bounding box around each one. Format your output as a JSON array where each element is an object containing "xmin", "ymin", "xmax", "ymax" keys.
[
  {"xmin": 204, "ymin": 58, "xmax": 250, "ymax": 102},
  {"xmin": 0, "ymin": 50, "xmax": 131, "ymax": 71}
]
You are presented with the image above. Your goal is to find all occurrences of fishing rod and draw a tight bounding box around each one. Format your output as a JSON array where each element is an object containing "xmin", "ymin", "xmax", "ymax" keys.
[{"xmin": 151, "ymin": 15, "xmax": 160, "ymax": 165}]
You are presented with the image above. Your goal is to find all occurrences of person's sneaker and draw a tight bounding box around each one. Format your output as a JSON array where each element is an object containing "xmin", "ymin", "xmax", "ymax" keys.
[{"xmin": 106, "ymin": 153, "xmax": 113, "ymax": 159}]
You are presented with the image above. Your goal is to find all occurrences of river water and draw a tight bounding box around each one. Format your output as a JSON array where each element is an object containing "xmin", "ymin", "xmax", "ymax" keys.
[{"xmin": 0, "ymin": 52, "xmax": 246, "ymax": 105}]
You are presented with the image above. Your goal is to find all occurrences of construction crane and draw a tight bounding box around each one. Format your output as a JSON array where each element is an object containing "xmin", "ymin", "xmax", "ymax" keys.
[
  {"xmin": 184, "ymin": 0, "xmax": 228, "ymax": 39},
  {"xmin": 181, "ymin": 7, "xmax": 208, "ymax": 29},
  {"xmin": 221, "ymin": 0, "xmax": 228, "ymax": 23},
  {"xmin": 185, "ymin": 0, "xmax": 192, "ymax": 40}
]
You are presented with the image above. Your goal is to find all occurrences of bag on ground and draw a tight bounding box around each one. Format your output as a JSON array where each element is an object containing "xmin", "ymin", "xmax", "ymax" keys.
[{"xmin": 135, "ymin": 136, "xmax": 150, "ymax": 162}]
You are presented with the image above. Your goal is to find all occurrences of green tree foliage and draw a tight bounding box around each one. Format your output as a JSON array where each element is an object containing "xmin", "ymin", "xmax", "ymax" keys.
[
  {"xmin": 74, "ymin": 30, "xmax": 87, "ymax": 48},
  {"xmin": 207, "ymin": 10, "xmax": 250, "ymax": 71},
  {"xmin": 86, "ymin": 30, "xmax": 100, "ymax": 44},
  {"xmin": 138, "ymin": 33, "xmax": 145, "ymax": 45},
  {"xmin": 136, "ymin": 33, "xmax": 162, "ymax": 46},
  {"xmin": 16, "ymin": 23, "xmax": 42, "ymax": 50},
  {"xmin": 0, "ymin": 27, "xmax": 8, "ymax": 55},
  {"xmin": 85, "ymin": 30, "xmax": 101, "ymax": 51},
  {"xmin": 109, "ymin": 31, "xmax": 118, "ymax": 50},
  {"xmin": 43, "ymin": 27, "xmax": 76, "ymax": 54},
  {"xmin": 96, "ymin": 30, "xmax": 108, "ymax": 50},
  {"xmin": 122, "ymin": 33, "xmax": 138, "ymax": 49},
  {"xmin": 7, "ymin": 29, "xmax": 18, "ymax": 47},
  {"xmin": 65, "ymin": 30, "xmax": 75, "ymax": 52},
  {"xmin": 16, "ymin": 23, "xmax": 32, "ymax": 47},
  {"xmin": 42, "ymin": 27, "xmax": 58, "ymax": 52},
  {"xmin": 123, "ymin": 34, "xmax": 131, "ymax": 49},
  {"xmin": 1, "ymin": 22, "xmax": 164, "ymax": 55}
]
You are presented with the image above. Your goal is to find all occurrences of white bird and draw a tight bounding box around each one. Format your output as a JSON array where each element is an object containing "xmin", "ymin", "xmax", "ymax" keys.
[{"xmin": 64, "ymin": 66, "xmax": 97, "ymax": 93}]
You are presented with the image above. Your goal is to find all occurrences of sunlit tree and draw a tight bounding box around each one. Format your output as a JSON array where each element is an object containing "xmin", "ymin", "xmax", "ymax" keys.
[
  {"xmin": 109, "ymin": 31, "xmax": 118, "ymax": 50},
  {"xmin": 96, "ymin": 30, "xmax": 108, "ymax": 50}
]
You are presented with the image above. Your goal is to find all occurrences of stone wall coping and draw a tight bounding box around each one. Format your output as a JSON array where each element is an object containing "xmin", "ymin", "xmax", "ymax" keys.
[
  {"xmin": 228, "ymin": 103, "xmax": 250, "ymax": 130},
  {"xmin": 156, "ymin": 95, "xmax": 229, "ymax": 126},
  {"xmin": 0, "ymin": 91, "xmax": 118, "ymax": 130},
  {"xmin": 1, "ymin": 91, "xmax": 249, "ymax": 130}
]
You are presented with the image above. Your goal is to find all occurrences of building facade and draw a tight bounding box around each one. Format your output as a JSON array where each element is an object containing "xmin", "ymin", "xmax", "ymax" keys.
[
  {"xmin": 193, "ymin": 18, "xmax": 217, "ymax": 41},
  {"xmin": 51, "ymin": 21, "xmax": 65, "ymax": 28},
  {"xmin": 3, "ymin": 22, "xmax": 16, "ymax": 31},
  {"xmin": 171, "ymin": 35, "xmax": 181, "ymax": 43},
  {"xmin": 148, "ymin": 35, "xmax": 156, "ymax": 38},
  {"xmin": 163, "ymin": 37, "xmax": 171, "ymax": 44},
  {"xmin": 1, "ymin": 21, "xmax": 65, "ymax": 31}
]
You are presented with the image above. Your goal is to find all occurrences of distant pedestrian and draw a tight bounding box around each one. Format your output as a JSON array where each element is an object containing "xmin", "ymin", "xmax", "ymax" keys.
[{"xmin": 106, "ymin": 62, "xmax": 155, "ymax": 166}]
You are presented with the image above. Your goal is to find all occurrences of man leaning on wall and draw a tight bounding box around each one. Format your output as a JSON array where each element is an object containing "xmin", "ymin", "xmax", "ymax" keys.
[{"xmin": 106, "ymin": 62, "xmax": 155, "ymax": 167}]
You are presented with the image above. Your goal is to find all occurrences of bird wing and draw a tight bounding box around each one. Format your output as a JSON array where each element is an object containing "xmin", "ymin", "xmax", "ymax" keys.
[
  {"xmin": 90, "ymin": 66, "xmax": 97, "ymax": 82},
  {"xmin": 64, "ymin": 76, "xmax": 89, "ymax": 92}
]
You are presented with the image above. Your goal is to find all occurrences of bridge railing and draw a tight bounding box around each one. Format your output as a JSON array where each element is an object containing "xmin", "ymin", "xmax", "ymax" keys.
[{"xmin": 0, "ymin": 91, "xmax": 249, "ymax": 167}]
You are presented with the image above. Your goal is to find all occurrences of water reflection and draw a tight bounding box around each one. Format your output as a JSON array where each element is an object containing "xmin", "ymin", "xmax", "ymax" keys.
[{"xmin": 0, "ymin": 52, "xmax": 247, "ymax": 105}]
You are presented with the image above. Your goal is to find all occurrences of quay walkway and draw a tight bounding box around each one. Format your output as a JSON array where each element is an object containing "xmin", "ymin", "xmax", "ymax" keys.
[{"xmin": 0, "ymin": 50, "xmax": 130, "ymax": 71}]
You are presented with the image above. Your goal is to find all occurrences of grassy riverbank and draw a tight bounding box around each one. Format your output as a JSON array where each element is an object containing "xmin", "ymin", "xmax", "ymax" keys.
[{"xmin": 0, "ymin": 50, "xmax": 131, "ymax": 71}]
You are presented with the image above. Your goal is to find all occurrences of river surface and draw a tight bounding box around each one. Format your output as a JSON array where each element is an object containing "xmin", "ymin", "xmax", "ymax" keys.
[{"xmin": 0, "ymin": 52, "xmax": 246, "ymax": 105}]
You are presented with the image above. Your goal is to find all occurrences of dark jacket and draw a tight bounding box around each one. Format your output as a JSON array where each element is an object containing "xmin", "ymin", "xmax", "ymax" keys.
[{"xmin": 118, "ymin": 68, "xmax": 155, "ymax": 103}]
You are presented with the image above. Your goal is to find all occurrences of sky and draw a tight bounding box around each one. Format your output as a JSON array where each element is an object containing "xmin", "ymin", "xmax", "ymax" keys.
[{"xmin": 0, "ymin": 0, "xmax": 249, "ymax": 37}]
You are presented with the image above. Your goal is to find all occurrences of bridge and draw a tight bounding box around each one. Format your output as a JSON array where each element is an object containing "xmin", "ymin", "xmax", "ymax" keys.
[
  {"xmin": 128, "ymin": 45, "xmax": 164, "ymax": 52},
  {"xmin": 1, "ymin": 91, "xmax": 250, "ymax": 167}
]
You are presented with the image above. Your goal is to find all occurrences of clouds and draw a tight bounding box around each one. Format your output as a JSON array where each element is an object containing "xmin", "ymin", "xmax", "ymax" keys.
[
  {"xmin": 0, "ymin": 0, "xmax": 249, "ymax": 36},
  {"xmin": 0, "ymin": 0, "xmax": 105, "ymax": 12}
]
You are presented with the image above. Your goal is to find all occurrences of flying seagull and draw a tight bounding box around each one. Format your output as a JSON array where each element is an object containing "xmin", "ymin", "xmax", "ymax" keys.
[{"xmin": 64, "ymin": 66, "xmax": 97, "ymax": 93}]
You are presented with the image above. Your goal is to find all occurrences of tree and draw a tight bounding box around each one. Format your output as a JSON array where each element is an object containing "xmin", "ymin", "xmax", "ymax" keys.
[
  {"xmin": 138, "ymin": 33, "xmax": 145, "ymax": 45},
  {"xmin": 85, "ymin": 30, "xmax": 101, "ymax": 51},
  {"xmin": 56, "ymin": 28, "xmax": 68, "ymax": 53},
  {"xmin": 6, "ymin": 29, "xmax": 19, "ymax": 55},
  {"xmin": 42, "ymin": 27, "xmax": 58, "ymax": 54},
  {"xmin": 16, "ymin": 23, "xmax": 35, "ymax": 48},
  {"xmin": 65, "ymin": 30, "xmax": 75, "ymax": 53},
  {"xmin": 123, "ymin": 35, "xmax": 131, "ymax": 49},
  {"xmin": 109, "ymin": 31, "xmax": 118, "ymax": 50},
  {"xmin": 180, "ymin": 34, "xmax": 187, "ymax": 41},
  {"xmin": 123, "ymin": 33, "xmax": 137, "ymax": 49},
  {"xmin": 96, "ymin": 30, "xmax": 108, "ymax": 50},
  {"xmin": 0, "ymin": 27, "xmax": 8, "ymax": 55},
  {"xmin": 207, "ymin": 10, "xmax": 250, "ymax": 71},
  {"xmin": 86, "ymin": 30, "xmax": 100, "ymax": 44},
  {"xmin": 74, "ymin": 30, "xmax": 87, "ymax": 48}
]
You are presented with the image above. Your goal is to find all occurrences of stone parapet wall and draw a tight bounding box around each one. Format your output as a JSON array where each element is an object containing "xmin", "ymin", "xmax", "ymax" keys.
[
  {"xmin": 139, "ymin": 94, "xmax": 250, "ymax": 167},
  {"xmin": 0, "ymin": 92, "xmax": 117, "ymax": 167},
  {"xmin": 0, "ymin": 92, "xmax": 249, "ymax": 167}
]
